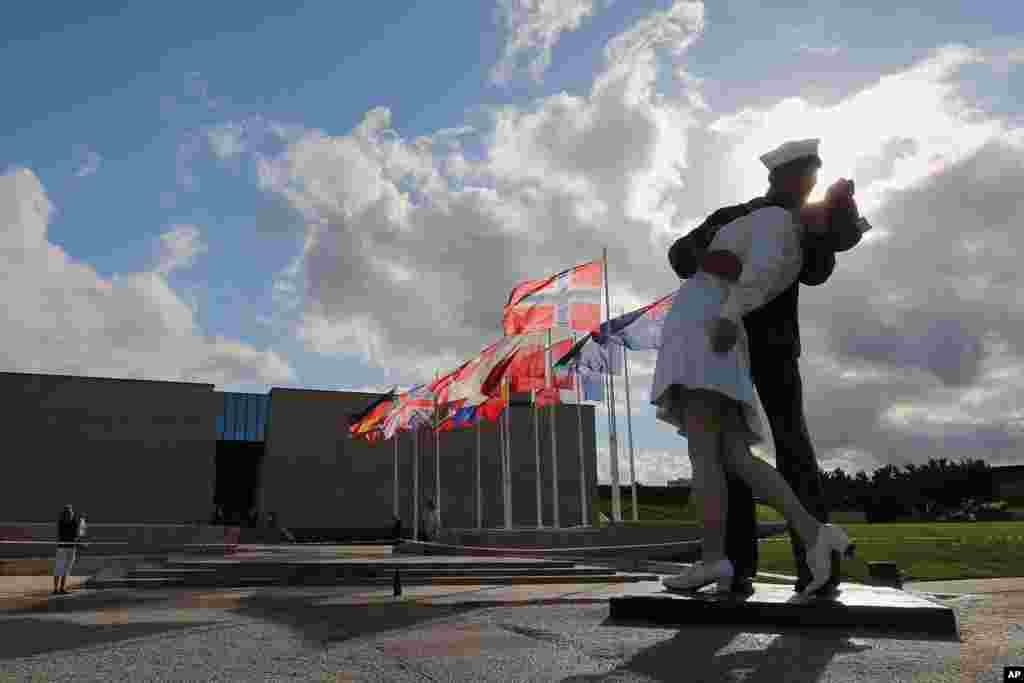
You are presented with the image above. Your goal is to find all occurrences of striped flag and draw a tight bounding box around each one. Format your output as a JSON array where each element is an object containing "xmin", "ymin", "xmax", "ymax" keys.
[
  {"xmin": 348, "ymin": 388, "xmax": 397, "ymax": 438},
  {"xmin": 502, "ymin": 260, "xmax": 603, "ymax": 335}
]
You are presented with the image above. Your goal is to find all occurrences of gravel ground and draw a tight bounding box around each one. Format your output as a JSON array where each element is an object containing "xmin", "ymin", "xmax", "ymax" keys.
[{"xmin": 0, "ymin": 586, "xmax": 1021, "ymax": 682}]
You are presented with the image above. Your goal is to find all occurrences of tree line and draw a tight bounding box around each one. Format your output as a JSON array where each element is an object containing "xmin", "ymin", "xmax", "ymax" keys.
[{"xmin": 819, "ymin": 457, "xmax": 1009, "ymax": 522}]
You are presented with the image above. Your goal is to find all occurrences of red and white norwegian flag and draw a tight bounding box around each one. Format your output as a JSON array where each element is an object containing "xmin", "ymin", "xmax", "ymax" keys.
[{"xmin": 502, "ymin": 260, "xmax": 603, "ymax": 336}]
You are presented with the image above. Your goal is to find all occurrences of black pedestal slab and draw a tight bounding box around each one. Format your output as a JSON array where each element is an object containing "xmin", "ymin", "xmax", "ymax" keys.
[{"xmin": 608, "ymin": 583, "xmax": 958, "ymax": 638}]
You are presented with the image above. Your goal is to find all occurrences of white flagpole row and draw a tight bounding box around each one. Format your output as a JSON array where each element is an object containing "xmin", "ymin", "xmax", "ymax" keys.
[
  {"xmin": 602, "ymin": 248, "xmax": 622, "ymax": 522},
  {"xmin": 573, "ymin": 332, "xmax": 588, "ymax": 527},
  {"xmin": 546, "ymin": 329, "xmax": 560, "ymax": 528},
  {"xmin": 413, "ymin": 427, "xmax": 420, "ymax": 541},
  {"xmin": 476, "ymin": 415, "xmax": 482, "ymax": 530},
  {"xmin": 534, "ymin": 389, "xmax": 543, "ymax": 528},
  {"xmin": 434, "ymin": 373, "xmax": 441, "ymax": 529},
  {"xmin": 504, "ymin": 378, "xmax": 513, "ymax": 528},
  {"xmin": 393, "ymin": 435, "xmax": 399, "ymax": 519},
  {"xmin": 622, "ymin": 328, "xmax": 639, "ymax": 522}
]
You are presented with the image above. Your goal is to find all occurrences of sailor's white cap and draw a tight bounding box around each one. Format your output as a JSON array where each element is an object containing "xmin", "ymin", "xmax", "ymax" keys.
[{"xmin": 760, "ymin": 138, "xmax": 821, "ymax": 171}]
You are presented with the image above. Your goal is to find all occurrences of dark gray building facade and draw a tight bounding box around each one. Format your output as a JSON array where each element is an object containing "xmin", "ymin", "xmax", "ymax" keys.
[
  {"xmin": 0, "ymin": 372, "xmax": 218, "ymax": 524},
  {"xmin": 1, "ymin": 372, "xmax": 598, "ymax": 532}
]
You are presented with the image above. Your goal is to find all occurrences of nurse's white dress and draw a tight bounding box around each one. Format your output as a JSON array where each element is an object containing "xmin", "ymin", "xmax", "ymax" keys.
[{"xmin": 650, "ymin": 206, "xmax": 805, "ymax": 445}]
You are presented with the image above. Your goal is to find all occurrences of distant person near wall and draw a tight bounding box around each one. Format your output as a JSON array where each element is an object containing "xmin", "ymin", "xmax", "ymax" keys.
[
  {"xmin": 267, "ymin": 512, "xmax": 295, "ymax": 543},
  {"xmin": 391, "ymin": 515, "xmax": 403, "ymax": 545},
  {"xmin": 422, "ymin": 499, "xmax": 440, "ymax": 542},
  {"xmin": 54, "ymin": 504, "xmax": 81, "ymax": 595}
]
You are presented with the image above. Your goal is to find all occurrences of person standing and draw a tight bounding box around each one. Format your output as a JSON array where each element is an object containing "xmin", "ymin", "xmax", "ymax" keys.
[
  {"xmin": 667, "ymin": 138, "xmax": 866, "ymax": 596},
  {"xmin": 54, "ymin": 504, "xmax": 80, "ymax": 595},
  {"xmin": 422, "ymin": 499, "xmax": 440, "ymax": 542}
]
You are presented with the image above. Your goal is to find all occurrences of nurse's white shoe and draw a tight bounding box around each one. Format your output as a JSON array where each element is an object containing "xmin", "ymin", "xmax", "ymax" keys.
[{"xmin": 802, "ymin": 524, "xmax": 855, "ymax": 597}]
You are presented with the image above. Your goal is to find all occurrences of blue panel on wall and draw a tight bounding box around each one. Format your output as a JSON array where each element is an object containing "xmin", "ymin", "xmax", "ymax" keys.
[{"xmin": 216, "ymin": 392, "xmax": 270, "ymax": 443}]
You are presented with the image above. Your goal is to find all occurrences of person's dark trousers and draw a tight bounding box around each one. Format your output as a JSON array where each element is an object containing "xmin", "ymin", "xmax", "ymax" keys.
[{"xmin": 725, "ymin": 354, "xmax": 839, "ymax": 589}]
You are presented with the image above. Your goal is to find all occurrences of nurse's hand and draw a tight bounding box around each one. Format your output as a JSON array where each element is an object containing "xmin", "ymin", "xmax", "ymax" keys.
[{"xmin": 709, "ymin": 317, "xmax": 739, "ymax": 354}]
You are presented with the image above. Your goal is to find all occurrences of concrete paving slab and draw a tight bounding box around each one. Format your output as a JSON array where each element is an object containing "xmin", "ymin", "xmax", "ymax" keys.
[
  {"xmin": 609, "ymin": 580, "xmax": 960, "ymax": 638},
  {"xmin": 905, "ymin": 576, "xmax": 1024, "ymax": 595}
]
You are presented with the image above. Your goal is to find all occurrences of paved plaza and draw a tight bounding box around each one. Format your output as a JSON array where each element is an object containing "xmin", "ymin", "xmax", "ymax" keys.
[{"xmin": 1, "ymin": 573, "xmax": 1022, "ymax": 682}]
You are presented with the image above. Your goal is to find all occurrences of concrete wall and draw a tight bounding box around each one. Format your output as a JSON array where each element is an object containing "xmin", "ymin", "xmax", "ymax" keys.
[
  {"xmin": 0, "ymin": 372, "xmax": 217, "ymax": 524},
  {"xmin": 261, "ymin": 389, "xmax": 598, "ymax": 531}
]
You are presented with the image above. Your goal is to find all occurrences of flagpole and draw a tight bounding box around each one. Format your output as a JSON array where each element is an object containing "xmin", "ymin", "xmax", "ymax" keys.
[
  {"xmin": 506, "ymin": 377, "xmax": 513, "ymax": 529},
  {"xmin": 604, "ymin": 370, "xmax": 611, "ymax": 523},
  {"xmin": 623, "ymin": 333, "xmax": 639, "ymax": 522},
  {"xmin": 393, "ymin": 433, "xmax": 399, "ymax": 519},
  {"xmin": 434, "ymin": 372, "xmax": 441, "ymax": 530},
  {"xmin": 413, "ymin": 426, "xmax": 420, "ymax": 542},
  {"xmin": 546, "ymin": 329, "xmax": 560, "ymax": 528},
  {"xmin": 476, "ymin": 413, "xmax": 483, "ymax": 530},
  {"xmin": 499, "ymin": 384, "xmax": 507, "ymax": 529},
  {"xmin": 602, "ymin": 247, "xmax": 622, "ymax": 523},
  {"xmin": 573, "ymin": 333, "xmax": 587, "ymax": 527},
  {"xmin": 533, "ymin": 389, "xmax": 542, "ymax": 528},
  {"xmin": 502, "ymin": 378, "xmax": 512, "ymax": 529}
]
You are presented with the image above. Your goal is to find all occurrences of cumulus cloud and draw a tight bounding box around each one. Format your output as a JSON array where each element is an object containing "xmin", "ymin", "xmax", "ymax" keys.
[
  {"xmin": 602, "ymin": 0, "xmax": 704, "ymax": 69},
  {"xmin": 245, "ymin": 4, "xmax": 707, "ymax": 384},
  {"xmin": 0, "ymin": 168, "xmax": 296, "ymax": 389},
  {"xmin": 156, "ymin": 224, "xmax": 207, "ymax": 274},
  {"xmin": 595, "ymin": 445, "xmax": 692, "ymax": 485},
  {"xmin": 491, "ymin": 0, "xmax": 602, "ymax": 84}
]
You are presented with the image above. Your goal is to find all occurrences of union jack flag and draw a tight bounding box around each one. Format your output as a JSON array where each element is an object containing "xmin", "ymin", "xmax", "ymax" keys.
[
  {"xmin": 502, "ymin": 260, "xmax": 603, "ymax": 335},
  {"xmin": 382, "ymin": 384, "xmax": 435, "ymax": 439}
]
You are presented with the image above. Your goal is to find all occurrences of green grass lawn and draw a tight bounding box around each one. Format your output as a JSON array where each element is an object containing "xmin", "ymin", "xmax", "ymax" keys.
[{"xmin": 596, "ymin": 495, "xmax": 1024, "ymax": 582}]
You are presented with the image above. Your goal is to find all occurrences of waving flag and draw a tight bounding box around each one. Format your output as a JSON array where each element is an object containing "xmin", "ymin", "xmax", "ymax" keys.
[
  {"xmin": 579, "ymin": 373, "xmax": 604, "ymax": 402},
  {"xmin": 447, "ymin": 334, "xmax": 540, "ymax": 405},
  {"xmin": 429, "ymin": 362, "xmax": 471, "ymax": 407},
  {"xmin": 437, "ymin": 403, "xmax": 478, "ymax": 432},
  {"xmin": 534, "ymin": 386, "xmax": 561, "ymax": 407},
  {"xmin": 476, "ymin": 380, "xmax": 510, "ymax": 423},
  {"xmin": 482, "ymin": 336, "xmax": 577, "ymax": 395},
  {"xmin": 348, "ymin": 388, "xmax": 397, "ymax": 437},
  {"xmin": 502, "ymin": 260, "xmax": 603, "ymax": 335},
  {"xmin": 594, "ymin": 292, "xmax": 675, "ymax": 350},
  {"xmin": 553, "ymin": 333, "xmax": 623, "ymax": 376},
  {"xmin": 382, "ymin": 384, "xmax": 435, "ymax": 439}
]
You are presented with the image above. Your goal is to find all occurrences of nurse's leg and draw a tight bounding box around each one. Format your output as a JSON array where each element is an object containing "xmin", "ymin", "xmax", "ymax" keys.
[
  {"xmin": 718, "ymin": 400, "xmax": 820, "ymax": 550},
  {"xmin": 684, "ymin": 389, "xmax": 729, "ymax": 563}
]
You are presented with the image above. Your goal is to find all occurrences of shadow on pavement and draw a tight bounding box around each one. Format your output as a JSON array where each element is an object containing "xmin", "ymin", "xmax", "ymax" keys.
[
  {"xmin": 232, "ymin": 592, "xmax": 483, "ymax": 648},
  {"xmin": 566, "ymin": 623, "xmax": 873, "ymax": 683},
  {"xmin": 0, "ymin": 591, "xmax": 178, "ymax": 617},
  {"xmin": 0, "ymin": 618, "xmax": 212, "ymax": 660}
]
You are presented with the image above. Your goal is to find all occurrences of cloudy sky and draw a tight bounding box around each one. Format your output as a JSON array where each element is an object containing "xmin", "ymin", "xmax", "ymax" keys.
[{"xmin": 3, "ymin": 1, "xmax": 1022, "ymax": 484}]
